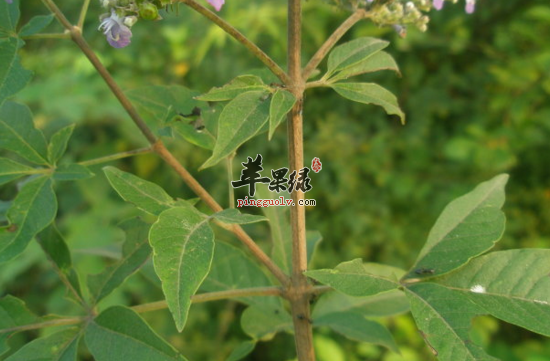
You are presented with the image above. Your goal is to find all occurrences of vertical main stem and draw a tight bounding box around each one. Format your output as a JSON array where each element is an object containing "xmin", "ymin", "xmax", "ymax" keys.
[{"xmin": 287, "ymin": 0, "xmax": 315, "ymax": 360}]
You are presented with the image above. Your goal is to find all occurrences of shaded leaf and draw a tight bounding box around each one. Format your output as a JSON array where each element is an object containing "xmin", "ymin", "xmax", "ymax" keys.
[
  {"xmin": 196, "ymin": 75, "xmax": 268, "ymax": 102},
  {"xmin": 103, "ymin": 166, "xmax": 175, "ymax": 216},
  {"xmin": 327, "ymin": 37, "xmax": 389, "ymax": 77},
  {"xmin": 149, "ymin": 206, "xmax": 215, "ymax": 332},
  {"xmin": 435, "ymin": 249, "xmax": 550, "ymax": 336},
  {"xmin": 88, "ymin": 218, "xmax": 152, "ymax": 304},
  {"xmin": 0, "ymin": 295, "xmax": 41, "ymax": 357},
  {"xmin": 47, "ymin": 124, "xmax": 75, "ymax": 164},
  {"xmin": 330, "ymin": 51, "xmax": 400, "ymax": 81},
  {"xmin": 0, "ymin": 101, "xmax": 47, "ymax": 164},
  {"xmin": 241, "ymin": 303, "xmax": 292, "ymax": 340},
  {"xmin": 201, "ymin": 91, "xmax": 270, "ymax": 169},
  {"xmin": 403, "ymin": 174, "xmax": 508, "ymax": 280},
  {"xmin": 19, "ymin": 14, "xmax": 55, "ymax": 37},
  {"xmin": 405, "ymin": 283, "xmax": 498, "ymax": 361},
  {"xmin": 312, "ymin": 289, "xmax": 409, "ymax": 319},
  {"xmin": 268, "ymin": 89, "xmax": 296, "ymax": 140},
  {"xmin": 0, "ymin": 176, "xmax": 57, "ymax": 263},
  {"xmin": 331, "ymin": 83, "xmax": 405, "ymax": 124},
  {"xmin": 85, "ymin": 306, "xmax": 187, "ymax": 361},
  {"xmin": 305, "ymin": 260, "xmax": 402, "ymax": 297},
  {"xmin": 5, "ymin": 328, "xmax": 80, "ymax": 361},
  {"xmin": 211, "ymin": 208, "xmax": 267, "ymax": 225},
  {"xmin": 226, "ymin": 341, "xmax": 256, "ymax": 361},
  {"xmin": 0, "ymin": 157, "xmax": 35, "ymax": 186},
  {"xmin": 314, "ymin": 312, "xmax": 399, "ymax": 353},
  {"xmin": 53, "ymin": 164, "xmax": 94, "ymax": 181},
  {"xmin": 202, "ymin": 241, "xmax": 279, "ymax": 307}
]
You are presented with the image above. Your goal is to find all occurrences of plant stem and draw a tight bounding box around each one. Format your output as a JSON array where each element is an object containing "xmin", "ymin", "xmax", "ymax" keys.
[
  {"xmin": 78, "ymin": 0, "xmax": 91, "ymax": 29},
  {"xmin": 0, "ymin": 317, "xmax": 85, "ymax": 334},
  {"xmin": 302, "ymin": 9, "xmax": 368, "ymax": 81},
  {"xmin": 78, "ymin": 147, "xmax": 153, "ymax": 166},
  {"xmin": 41, "ymin": 0, "xmax": 289, "ymax": 287},
  {"xmin": 177, "ymin": 0, "xmax": 291, "ymax": 85},
  {"xmin": 287, "ymin": 0, "xmax": 315, "ymax": 359}
]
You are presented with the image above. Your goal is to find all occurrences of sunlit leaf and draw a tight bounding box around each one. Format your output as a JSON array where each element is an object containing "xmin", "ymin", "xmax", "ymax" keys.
[
  {"xmin": 196, "ymin": 75, "xmax": 269, "ymax": 102},
  {"xmin": 149, "ymin": 206, "xmax": 214, "ymax": 332},
  {"xmin": 326, "ymin": 37, "xmax": 389, "ymax": 77},
  {"xmin": 330, "ymin": 51, "xmax": 400, "ymax": 81},
  {"xmin": 403, "ymin": 174, "xmax": 508, "ymax": 280},
  {"xmin": 211, "ymin": 208, "xmax": 267, "ymax": 225}
]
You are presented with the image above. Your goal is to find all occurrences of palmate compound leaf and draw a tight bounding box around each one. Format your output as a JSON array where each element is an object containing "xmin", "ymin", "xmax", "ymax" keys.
[
  {"xmin": 0, "ymin": 176, "xmax": 57, "ymax": 263},
  {"xmin": 226, "ymin": 340, "xmax": 256, "ymax": 361},
  {"xmin": 52, "ymin": 164, "xmax": 94, "ymax": 182},
  {"xmin": 18, "ymin": 14, "xmax": 54, "ymax": 38},
  {"xmin": 305, "ymin": 259, "xmax": 403, "ymax": 297},
  {"xmin": 0, "ymin": 101, "xmax": 48, "ymax": 165},
  {"xmin": 314, "ymin": 312, "xmax": 399, "ymax": 353},
  {"xmin": 47, "ymin": 124, "xmax": 75, "ymax": 165},
  {"xmin": 329, "ymin": 51, "xmax": 400, "ymax": 82},
  {"xmin": 240, "ymin": 303, "xmax": 293, "ymax": 340},
  {"xmin": 88, "ymin": 218, "xmax": 152, "ymax": 304},
  {"xmin": 211, "ymin": 208, "xmax": 267, "ymax": 225},
  {"xmin": 326, "ymin": 37, "xmax": 390, "ymax": 78},
  {"xmin": 331, "ymin": 83, "xmax": 405, "ymax": 124},
  {"xmin": 405, "ymin": 283, "xmax": 498, "ymax": 361},
  {"xmin": 268, "ymin": 89, "xmax": 296, "ymax": 140},
  {"xmin": 200, "ymin": 90, "xmax": 271, "ymax": 169},
  {"xmin": 0, "ymin": 295, "xmax": 41, "ymax": 357},
  {"xmin": 434, "ymin": 249, "xmax": 550, "ymax": 337},
  {"xmin": 403, "ymin": 174, "xmax": 508, "ymax": 280},
  {"xmin": 103, "ymin": 166, "xmax": 176, "ymax": 216},
  {"xmin": 0, "ymin": 36, "xmax": 32, "ymax": 106},
  {"xmin": 149, "ymin": 206, "xmax": 215, "ymax": 332},
  {"xmin": 5, "ymin": 328, "xmax": 80, "ymax": 361},
  {"xmin": 195, "ymin": 75, "xmax": 269, "ymax": 102},
  {"xmin": 0, "ymin": 157, "xmax": 35, "ymax": 186},
  {"xmin": 85, "ymin": 306, "xmax": 187, "ymax": 361}
]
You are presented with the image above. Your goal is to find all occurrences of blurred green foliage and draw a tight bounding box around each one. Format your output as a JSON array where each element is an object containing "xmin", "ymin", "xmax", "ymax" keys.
[{"xmin": 1, "ymin": 0, "xmax": 550, "ymax": 360}]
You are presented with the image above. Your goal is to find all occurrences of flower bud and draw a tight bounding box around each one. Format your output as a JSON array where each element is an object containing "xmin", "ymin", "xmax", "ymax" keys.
[
  {"xmin": 123, "ymin": 15, "xmax": 138, "ymax": 27},
  {"xmin": 139, "ymin": 2, "xmax": 159, "ymax": 20}
]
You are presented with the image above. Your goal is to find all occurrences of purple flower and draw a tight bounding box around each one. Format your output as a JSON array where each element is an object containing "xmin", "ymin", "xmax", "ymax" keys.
[
  {"xmin": 433, "ymin": 0, "xmax": 444, "ymax": 10},
  {"xmin": 465, "ymin": 0, "xmax": 475, "ymax": 13},
  {"xmin": 207, "ymin": 0, "xmax": 224, "ymax": 11},
  {"xmin": 98, "ymin": 10, "xmax": 132, "ymax": 48}
]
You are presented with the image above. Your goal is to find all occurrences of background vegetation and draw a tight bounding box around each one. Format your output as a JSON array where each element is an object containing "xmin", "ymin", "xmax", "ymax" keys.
[{"xmin": 2, "ymin": 0, "xmax": 550, "ymax": 360}]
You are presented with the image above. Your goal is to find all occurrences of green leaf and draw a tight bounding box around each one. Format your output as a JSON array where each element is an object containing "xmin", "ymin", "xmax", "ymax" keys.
[
  {"xmin": 172, "ymin": 122, "xmax": 215, "ymax": 150},
  {"xmin": 0, "ymin": 0, "xmax": 19, "ymax": 35},
  {"xmin": 314, "ymin": 312, "xmax": 399, "ymax": 353},
  {"xmin": 268, "ymin": 89, "xmax": 296, "ymax": 140},
  {"xmin": 312, "ymin": 289, "xmax": 409, "ymax": 319},
  {"xmin": 0, "ymin": 157, "xmax": 35, "ymax": 186},
  {"xmin": 0, "ymin": 176, "xmax": 57, "ymax": 263},
  {"xmin": 241, "ymin": 303, "xmax": 293, "ymax": 340},
  {"xmin": 306, "ymin": 230, "xmax": 323, "ymax": 266},
  {"xmin": 196, "ymin": 75, "xmax": 269, "ymax": 102},
  {"xmin": 0, "ymin": 295, "xmax": 41, "ymax": 357},
  {"xmin": 403, "ymin": 174, "xmax": 508, "ymax": 280},
  {"xmin": 149, "ymin": 206, "xmax": 215, "ymax": 332},
  {"xmin": 85, "ymin": 306, "xmax": 187, "ymax": 361},
  {"xmin": 53, "ymin": 164, "xmax": 94, "ymax": 181},
  {"xmin": 435, "ymin": 249, "xmax": 550, "ymax": 336},
  {"xmin": 37, "ymin": 224, "xmax": 83, "ymax": 301},
  {"xmin": 18, "ymin": 14, "xmax": 55, "ymax": 37},
  {"xmin": 0, "ymin": 38, "xmax": 31, "ymax": 107},
  {"xmin": 405, "ymin": 283, "xmax": 498, "ymax": 361},
  {"xmin": 202, "ymin": 242, "xmax": 278, "ymax": 307},
  {"xmin": 47, "ymin": 124, "xmax": 75, "ymax": 164},
  {"xmin": 211, "ymin": 208, "xmax": 267, "ymax": 225},
  {"xmin": 326, "ymin": 37, "xmax": 389, "ymax": 77},
  {"xmin": 5, "ymin": 328, "xmax": 80, "ymax": 361},
  {"xmin": 103, "ymin": 166, "xmax": 175, "ymax": 216},
  {"xmin": 126, "ymin": 85, "xmax": 202, "ymax": 132},
  {"xmin": 330, "ymin": 51, "xmax": 400, "ymax": 81},
  {"xmin": 226, "ymin": 341, "xmax": 256, "ymax": 361},
  {"xmin": 88, "ymin": 218, "xmax": 152, "ymax": 304},
  {"xmin": 0, "ymin": 102, "xmax": 47, "ymax": 164},
  {"xmin": 331, "ymin": 83, "xmax": 405, "ymax": 124},
  {"xmin": 305, "ymin": 260, "xmax": 402, "ymax": 297},
  {"xmin": 201, "ymin": 91, "xmax": 271, "ymax": 169}
]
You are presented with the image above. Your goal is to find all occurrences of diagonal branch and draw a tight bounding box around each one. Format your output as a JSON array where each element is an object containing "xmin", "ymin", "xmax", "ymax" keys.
[
  {"xmin": 40, "ymin": 0, "xmax": 289, "ymax": 287},
  {"xmin": 302, "ymin": 9, "xmax": 369, "ymax": 81},
  {"xmin": 177, "ymin": 0, "xmax": 291, "ymax": 85}
]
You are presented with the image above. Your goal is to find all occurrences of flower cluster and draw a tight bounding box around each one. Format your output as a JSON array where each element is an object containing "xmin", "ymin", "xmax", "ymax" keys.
[{"xmin": 98, "ymin": 0, "xmax": 224, "ymax": 48}]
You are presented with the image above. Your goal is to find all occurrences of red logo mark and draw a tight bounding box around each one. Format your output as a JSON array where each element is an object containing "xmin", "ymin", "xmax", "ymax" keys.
[{"xmin": 311, "ymin": 157, "xmax": 322, "ymax": 173}]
